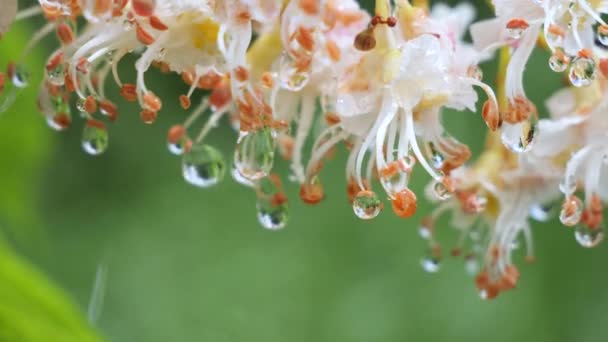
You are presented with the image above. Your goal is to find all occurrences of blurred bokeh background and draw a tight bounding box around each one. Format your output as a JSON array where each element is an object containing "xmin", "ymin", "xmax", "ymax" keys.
[{"xmin": 1, "ymin": 0, "xmax": 608, "ymax": 341}]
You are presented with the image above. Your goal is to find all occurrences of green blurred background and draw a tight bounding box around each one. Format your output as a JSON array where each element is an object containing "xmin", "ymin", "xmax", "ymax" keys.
[{"xmin": 1, "ymin": 1, "xmax": 608, "ymax": 341}]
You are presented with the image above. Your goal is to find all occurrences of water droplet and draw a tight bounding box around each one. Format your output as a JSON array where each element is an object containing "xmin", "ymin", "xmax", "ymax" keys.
[
  {"xmin": 46, "ymin": 63, "xmax": 65, "ymax": 86},
  {"xmin": 529, "ymin": 203, "xmax": 555, "ymax": 222},
  {"xmin": 433, "ymin": 181, "xmax": 452, "ymax": 200},
  {"xmin": 426, "ymin": 142, "xmax": 445, "ymax": 169},
  {"xmin": 379, "ymin": 157, "xmax": 413, "ymax": 199},
  {"xmin": 182, "ymin": 143, "xmax": 225, "ymax": 188},
  {"xmin": 231, "ymin": 163, "xmax": 255, "ymax": 187},
  {"xmin": 559, "ymin": 196, "xmax": 583, "ymax": 226},
  {"xmin": 548, "ymin": 49, "xmax": 569, "ymax": 72},
  {"xmin": 467, "ymin": 65, "xmax": 483, "ymax": 80},
  {"xmin": 76, "ymin": 98, "xmax": 87, "ymax": 112},
  {"xmin": 597, "ymin": 25, "xmax": 608, "ymax": 46},
  {"xmin": 352, "ymin": 190, "xmax": 382, "ymax": 220},
  {"xmin": 82, "ymin": 120, "xmax": 109, "ymax": 155},
  {"xmin": 234, "ymin": 129, "xmax": 276, "ymax": 181},
  {"xmin": 11, "ymin": 64, "xmax": 30, "ymax": 88},
  {"xmin": 256, "ymin": 201, "xmax": 289, "ymax": 230},
  {"xmin": 418, "ymin": 224, "xmax": 432, "ymax": 240},
  {"xmin": 575, "ymin": 225, "xmax": 604, "ymax": 248},
  {"xmin": 421, "ymin": 255, "xmax": 440, "ymax": 273},
  {"xmin": 500, "ymin": 118, "xmax": 538, "ymax": 153},
  {"xmin": 278, "ymin": 53, "xmax": 310, "ymax": 91},
  {"xmin": 569, "ymin": 57, "xmax": 596, "ymax": 87}
]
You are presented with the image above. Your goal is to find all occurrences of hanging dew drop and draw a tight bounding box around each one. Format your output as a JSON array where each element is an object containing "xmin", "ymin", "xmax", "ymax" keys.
[
  {"xmin": 82, "ymin": 120, "xmax": 109, "ymax": 155},
  {"xmin": 420, "ymin": 254, "xmax": 441, "ymax": 273},
  {"xmin": 574, "ymin": 225, "xmax": 604, "ymax": 248},
  {"xmin": 433, "ymin": 181, "xmax": 452, "ymax": 200},
  {"xmin": 559, "ymin": 196, "xmax": 583, "ymax": 226},
  {"xmin": 234, "ymin": 129, "xmax": 276, "ymax": 181},
  {"xmin": 352, "ymin": 190, "xmax": 382, "ymax": 220},
  {"xmin": 597, "ymin": 25, "xmax": 608, "ymax": 46},
  {"xmin": 11, "ymin": 64, "xmax": 30, "ymax": 88},
  {"xmin": 548, "ymin": 49, "xmax": 569, "ymax": 73},
  {"xmin": 182, "ymin": 143, "xmax": 225, "ymax": 188},
  {"xmin": 256, "ymin": 201, "xmax": 289, "ymax": 230},
  {"xmin": 500, "ymin": 118, "xmax": 538, "ymax": 153},
  {"xmin": 568, "ymin": 57, "xmax": 596, "ymax": 87},
  {"xmin": 231, "ymin": 163, "xmax": 255, "ymax": 187}
]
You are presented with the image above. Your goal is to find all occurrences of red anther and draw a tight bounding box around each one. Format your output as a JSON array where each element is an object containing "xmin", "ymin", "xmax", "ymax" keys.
[
  {"xmin": 6, "ymin": 62, "xmax": 15, "ymax": 80},
  {"xmin": 167, "ymin": 124, "xmax": 186, "ymax": 143},
  {"xmin": 234, "ymin": 66, "xmax": 249, "ymax": 83},
  {"xmin": 300, "ymin": 181, "xmax": 325, "ymax": 205},
  {"xmin": 56, "ymin": 22, "xmax": 75, "ymax": 44},
  {"xmin": 506, "ymin": 18, "xmax": 529, "ymax": 30},
  {"xmin": 371, "ymin": 15, "xmax": 381, "ymax": 26},
  {"xmin": 179, "ymin": 95, "xmax": 191, "ymax": 109},
  {"xmin": 120, "ymin": 83, "xmax": 138, "ymax": 101},
  {"xmin": 93, "ymin": 0, "xmax": 112, "ymax": 15},
  {"xmin": 299, "ymin": 0, "xmax": 319, "ymax": 15},
  {"xmin": 391, "ymin": 188, "xmax": 417, "ymax": 218},
  {"xmin": 548, "ymin": 24, "xmax": 566, "ymax": 38},
  {"xmin": 482, "ymin": 99, "xmax": 500, "ymax": 131},
  {"xmin": 295, "ymin": 26, "xmax": 315, "ymax": 52},
  {"xmin": 132, "ymin": 0, "xmax": 156, "ymax": 17},
  {"xmin": 136, "ymin": 24, "xmax": 156, "ymax": 45},
  {"xmin": 599, "ymin": 59, "xmax": 608, "ymax": 78},
  {"xmin": 76, "ymin": 58, "xmax": 90, "ymax": 74},
  {"xmin": 83, "ymin": 96, "xmax": 98, "ymax": 114},
  {"xmin": 181, "ymin": 71, "xmax": 195, "ymax": 85},
  {"xmin": 86, "ymin": 119, "xmax": 106, "ymax": 130},
  {"xmin": 64, "ymin": 73, "xmax": 77, "ymax": 92},
  {"xmin": 475, "ymin": 270, "xmax": 489, "ymax": 290},
  {"xmin": 490, "ymin": 245, "xmax": 501, "ymax": 263},
  {"xmin": 99, "ymin": 100, "xmax": 118, "ymax": 121},
  {"xmin": 143, "ymin": 91, "xmax": 162, "ymax": 112},
  {"xmin": 503, "ymin": 96, "xmax": 536, "ymax": 124},
  {"xmin": 209, "ymin": 83, "xmax": 232, "ymax": 109},
  {"xmin": 483, "ymin": 284, "xmax": 500, "ymax": 300},
  {"xmin": 53, "ymin": 113, "xmax": 72, "ymax": 129},
  {"xmin": 578, "ymin": 48, "xmax": 593, "ymax": 59},
  {"xmin": 386, "ymin": 16, "xmax": 397, "ymax": 27},
  {"xmin": 140, "ymin": 109, "xmax": 157, "ymax": 124},
  {"xmin": 197, "ymin": 72, "xmax": 223, "ymax": 89},
  {"xmin": 325, "ymin": 112, "xmax": 341, "ymax": 125},
  {"xmin": 46, "ymin": 52, "xmax": 64, "ymax": 71},
  {"xmin": 0, "ymin": 73, "xmax": 4, "ymax": 93},
  {"xmin": 149, "ymin": 15, "xmax": 168, "ymax": 30},
  {"xmin": 451, "ymin": 248, "xmax": 462, "ymax": 257}
]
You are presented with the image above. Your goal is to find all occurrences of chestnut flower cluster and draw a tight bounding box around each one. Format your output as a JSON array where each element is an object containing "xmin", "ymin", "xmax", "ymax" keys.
[{"xmin": 1, "ymin": 0, "xmax": 607, "ymax": 300}]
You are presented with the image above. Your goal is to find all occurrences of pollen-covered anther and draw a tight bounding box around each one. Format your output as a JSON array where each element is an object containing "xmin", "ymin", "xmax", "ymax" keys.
[
  {"xmin": 167, "ymin": 124, "xmax": 186, "ymax": 144},
  {"xmin": 499, "ymin": 265, "xmax": 520, "ymax": 291},
  {"xmin": 132, "ymin": 0, "xmax": 156, "ymax": 17},
  {"xmin": 482, "ymin": 99, "xmax": 500, "ymax": 131},
  {"xmin": 136, "ymin": 24, "xmax": 156, "ymax": 45},
  {"xmin": 56, "ymin": 22, "xmax": 75, "ymax": 44},
  {"xmin": 234, "ymin": 66, "xmax": 249, "ymax": 83},
  {"xmin": 503, "ymin": 96, "xmax": 536, "ymax": 124},
  {"xmin": 143, "ymin": 91, "xmax": 162, "ymax": 112},
  {"xmin": 83, "ymin": 96, "xmax": 97, "ymax": 114},
  {"xmin": 53, "ymin": 112, "xmax": 72, "ymax": 129},
  {"xmin": 277, "ymin": 135, "xmax": 294, "ymax": 160},
  {"xmin": 391, "ymin": 188, "xmax": 417, "ymax": 218},
  {"xmin": 120, "ymin": 84, "xmax": 137, "ymax": 102},
  {"xmin": 548, "ymin": 24, "xmax": 566, "ymax": 38},
  {"xmin": 209, "ymin": 82, "xmax": 231, "ymax": 110},
  {"xmin": 179, "ymin": 95, "xmax": 190, "ymax": 109},
  {"xmin": 140, "ymin": 109, "xmax": 157, "ymax": 124},
  {"xmin": 326, "ymin": 41, "xmax": 341, "ymax": 61},
  {"xmin": 300, "ymin": 180, "xmax": 325, "ymax": 205},
  {"xmin": 99, "ymin": 100, "xmax": 118, "ymax": 121},
  {"xmin": 578, "ymin": 48, "xmax": 593, "ymax": 59}
]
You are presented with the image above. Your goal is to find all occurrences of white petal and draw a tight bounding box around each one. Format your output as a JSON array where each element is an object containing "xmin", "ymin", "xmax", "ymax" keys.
[
  {"xmin": 469, "ymin": 18, "xmax": 505, "ymax": 52},
  {"xmin": 533, "ymin": 116, "xmax": 586, "ymax": 157},
  {"xmin": 545, "ymin": 88, "xmax": 576, "ymax": 119},
  {"xmin": 0, "ymin": 0, "xmax": 17, "ymax": 36}
]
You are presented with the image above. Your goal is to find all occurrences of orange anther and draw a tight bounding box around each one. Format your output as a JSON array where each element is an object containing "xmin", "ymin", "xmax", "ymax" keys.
[
  {"xmin": 391, "ymin": 188, "xmax": 417, "ymax": 218},
  {"xmin": 179, "ymin": 95, "xmax": 191, "ymax": 109},
  {"xmin": 143, "ymin": 91, "xmax": 162, "ymax": 112},
  {"xmin": 132, "ymin": 0, "xmax": 156, "ymax": 17},
  {"xmin": 136, "ymin": 24, "xmax": 156, "ymax": 45},
  {"xmin": 120, "ymin": 83, "xmax": 138, "ymax": 102},
  {"xmin": 83, "ymin": 96, "xmax": 97, "ymax": 114},
  {"xmin": 300, "ymin": 181, "xmax": 325, "ymax": 205},
  {"xmin": 140, "ymin": 109, "xmax": 157, "ymax": 124},
  {"xmin": 56, "ymin": 22, "xmax": 75, "ymax": 44},
  {"xmin": 149, "ymin": 15, "xmax": 168, "ymax": 30}
]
